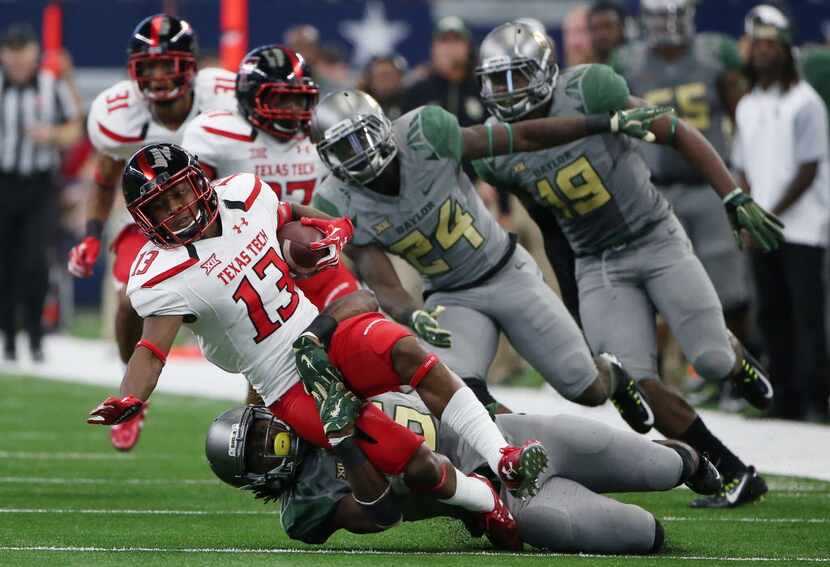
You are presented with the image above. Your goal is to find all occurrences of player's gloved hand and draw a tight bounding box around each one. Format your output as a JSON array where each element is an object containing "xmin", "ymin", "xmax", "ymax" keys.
[
  {"xmin": 300, "ymin": 216, "xmax": 354, "ymax": 270},
  {"xmin": 293, "ymin": 332, "xmax": 347, "ymax": 409},
  {"xmin": 242, "ymin": 477, "xmax": 285, "ymax": 504},
  {"xmin": 609, "ymin": 106, "xmax": 674, "ymax": 143},
  {"xmin": 723, "ymin": 188, "xmax": 785, "ymax": 252},
  {"xmin": 67, "ymin": 236, "xmax": 101, "ymax": 278},
  {"xmin": 318, "ymin": 380, "xmax": 363, "ymax": 446},
  {"xmin": 87, "ymin": 395, "xmax": 144, "ymax": 425},
  {"xmin": 410, "ymin": 306, "xmax": 452, "ymax": 348}
]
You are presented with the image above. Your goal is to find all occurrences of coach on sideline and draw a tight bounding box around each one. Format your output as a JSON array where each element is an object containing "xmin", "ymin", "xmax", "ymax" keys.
[{"xmin": 0, "ymin": 22, "xmax": 81, "ymax": 362}]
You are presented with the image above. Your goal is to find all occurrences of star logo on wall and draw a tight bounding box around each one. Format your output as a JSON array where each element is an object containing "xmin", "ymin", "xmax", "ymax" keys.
[{"xmin": 340, "ymin": 1, "xmax": 410, "ymax": 68}]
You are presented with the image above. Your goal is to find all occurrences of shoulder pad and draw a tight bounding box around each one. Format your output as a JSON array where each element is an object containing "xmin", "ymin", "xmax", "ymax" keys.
[
  {"xmin": 87, "ymin": 80, "xmax": 149, "ymax": 160},
  {"xmin": 215, "ymin": 173, "xmax": 273, "ymax": 212},
  {"xmin": 194, "ymin": 67, "xmax": 238, "ymax": 113},
  {"xmin": 183, "ymin": 110, "xmax": 254, "ymax": 169},
  {"xmin": 126, "ymin": 243, "xmax": 196, "ymax": 292}
]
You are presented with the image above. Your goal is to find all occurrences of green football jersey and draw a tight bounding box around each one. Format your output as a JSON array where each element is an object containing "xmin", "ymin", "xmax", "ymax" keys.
[
  {"xmin": 313, "ymin": 106, "xmax": 511, "ymax": 292},
  {"xmin": 474, "ymin": 64, "xmax": 670, "ymax": 256},
  {"xmin": 613, "ymin": 33, "xmax": 741, "ymax": 184},
  {"xmin": 800, "ymin": 46, "xmax": 830, "ymax": 127}
]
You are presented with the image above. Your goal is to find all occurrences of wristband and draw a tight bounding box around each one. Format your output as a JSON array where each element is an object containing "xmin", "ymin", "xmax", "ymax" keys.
[
  {"xmin": 723, "ymin": 188, "xmax": 744, "ymax": 204},
  {"xmin": 409, "ymin": 354, "xmax": 439, "ymax": 388},
  {"xmin": 135, "ymin": 339, "xmax": 167, "ymax": 365},
  {"xmin": 277, "ymin": 202, "xmax": 294, "ymax": 227},
  {"xmin": 304, "ymin": 314, "xmax": 338, "ymax": 350},
  {"xmin": 332, "ymin": 436, "xmax": 367, "ymax": 468},
  {"xmin": 586, "ymin": 114, "xmax": 611, "ymax": 135},
  {"xmin": 85, "ymin": 219, "xmax": 104, "ymax": 240}
]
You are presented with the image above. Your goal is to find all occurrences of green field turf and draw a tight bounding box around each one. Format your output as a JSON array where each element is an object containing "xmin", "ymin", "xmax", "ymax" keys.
[{"xmin": 1, "ymin": 373, "xmax": 828, "ymax": 567}]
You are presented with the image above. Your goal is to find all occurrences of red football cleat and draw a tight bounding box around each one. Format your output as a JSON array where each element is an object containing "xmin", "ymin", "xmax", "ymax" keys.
[
  {"xmin": 110, "ymin": 403, "xmax": 148, "ymax": 452},
  {"xmin": 469, "ymin": 473, "xmax": 522, "ymax": 551},
  {"xmin": 497, "ymin": 439, "xmax": 548, "ymax": 497}
]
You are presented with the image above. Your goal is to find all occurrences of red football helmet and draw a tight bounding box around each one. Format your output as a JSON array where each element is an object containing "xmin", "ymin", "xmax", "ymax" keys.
[
  {"xmin": 123, "ymin": 144, "xmax": 218, "ymax": 249},
  {"xmin": 127, "ymin": 14, "xmax": 198, "ymax": 102}
]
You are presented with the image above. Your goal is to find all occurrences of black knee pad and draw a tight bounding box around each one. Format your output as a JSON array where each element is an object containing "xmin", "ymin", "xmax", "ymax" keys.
[
  {"xmin": 462, "ymin": 377, "xmax": 498, "ymax": 407},
  {"xmin": 651, "ymin": 518, "xmax": 665, "ymax": 553}
]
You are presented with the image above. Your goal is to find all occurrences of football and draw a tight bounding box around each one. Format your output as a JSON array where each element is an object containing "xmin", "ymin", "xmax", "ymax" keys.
[{"xmin": 278, "ymin": 221, "xmax": 326, "ymax": 273}]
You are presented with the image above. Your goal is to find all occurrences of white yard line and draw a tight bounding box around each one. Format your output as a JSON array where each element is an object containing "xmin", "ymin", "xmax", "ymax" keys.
[
  {"xmin": 2, "ymin": 334, "xmax": 830, "ymax": 480},
  {"xmin": 0, "ymin": 450, "xmax": 179, "ymax": 460},
  {"xmin": 0, "ymin": 545, "xmax": 828, "ymax": 562},
  {"xmin": 0, "ymin": 477, "xmax": 218, "ymax": 486}
]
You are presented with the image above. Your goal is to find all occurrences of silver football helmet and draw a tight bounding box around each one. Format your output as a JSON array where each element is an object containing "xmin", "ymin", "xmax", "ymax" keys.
[
  {"xmin": 205, "ymin": 405, "xmax": 304, "ymax": 494},
  {"xmin": 310, "ymin": 89, "xmax": 398, "ymax": 185},
  {"xmin": 641, "ymin": 0, "xmax": 696, "ymax": 47},
  {"xmin": 475, "ymin": 21, "xmax": 558, "ymax": 122}
]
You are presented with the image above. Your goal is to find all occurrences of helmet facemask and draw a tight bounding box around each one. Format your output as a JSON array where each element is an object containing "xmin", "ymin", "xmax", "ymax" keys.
[
  {"xmin": 317, "ymin": 113, "xmax": 397, "ymax": 185},
  {"xmin": 642, "ymin": 1, "xmax": 696, "ymax": 47},
  {"xmin": 250, "ymin": 80, "xmax": 319, "ymax": 139},
  {"xmin": 128, "ymin": 162, "xmax": 217, "ymax": 249},
  {"xmin": 476, "ymin": 55, "xmax": 558, "ymax": 122},
  {"xmin": 128, "ymin": 51, "xmax": 197, "ymax": 102}
]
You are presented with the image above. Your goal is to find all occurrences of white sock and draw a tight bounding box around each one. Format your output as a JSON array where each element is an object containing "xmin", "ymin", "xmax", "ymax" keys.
[
  {"xmin": 441, "ymin": 386, "xmax": 508, "ymax": 474},
  {"xmin": 437, "ymin": 467, "xmax": 495, "ymax": 512}
]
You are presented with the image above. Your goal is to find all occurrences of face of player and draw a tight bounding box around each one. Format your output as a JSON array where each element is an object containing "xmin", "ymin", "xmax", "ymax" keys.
[
  {"xmin": 145, "ymin": 179, "xmax": 205, "ymax": 235},
  {"xmin": 750, "ymin": 38, "xmax": 786, "ymax": 78},
  {"xmin": 261, "ymin": 90, "xmax": 311, "ymax": 133},
  {"xmin": 589, "ymin": 11, "xmax": 624, "ymax": 61}
]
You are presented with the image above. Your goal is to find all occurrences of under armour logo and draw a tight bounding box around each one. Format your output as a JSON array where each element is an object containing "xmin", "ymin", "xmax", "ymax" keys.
[{"xmin": 233, "ymin": 217, "xmax": 249, "ymax": 234}]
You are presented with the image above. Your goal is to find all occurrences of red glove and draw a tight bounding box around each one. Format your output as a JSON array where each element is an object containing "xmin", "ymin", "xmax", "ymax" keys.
[
  {"xmin": 68, "ymin": 236, "xmax": 101, "ymax": 278},
  {"xmin": 87, "ymin": 395, "xmax": 144, "ymax": 425},
  {"xmin": 301, "ymin": 217, "xmax": 354, "ymax": 271}
]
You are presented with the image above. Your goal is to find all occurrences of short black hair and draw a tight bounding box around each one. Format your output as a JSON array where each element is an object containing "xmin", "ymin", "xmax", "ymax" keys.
[
  {"xmin": 1, "ymin": 22, "xmax": 37, "ymax": 49},
  {"xmin": 588, "ymin": 1, "xmax": 628, "ymax": 22}
]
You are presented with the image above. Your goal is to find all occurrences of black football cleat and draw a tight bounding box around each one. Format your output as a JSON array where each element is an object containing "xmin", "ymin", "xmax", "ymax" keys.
[
  {"xmin": 728, "ymin": 335, "xmax": 773, "ymax": 410},
  {"xmin": 659, "ymin": 439, "xmax": 722, "ymax": 495},
  {"xmin": 690, "ymin": 466, "xmax": 768, "ymax": 508},
  {"xmin": 603, "ymin": 353, "xmax": 654, "ymax": 434}
]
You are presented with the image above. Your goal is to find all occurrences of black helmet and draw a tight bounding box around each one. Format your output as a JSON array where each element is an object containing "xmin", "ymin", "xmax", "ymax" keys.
[
  {"xmin": 127, "ymin": 14, "xmax": 199, "ymax": 102},
  {"xmin": 205, "ymin": 406, "xmax": 305, "ymax": 496},
  {"xmin": 236, "ymin": 45, "xmax": 319, "ymax": 139},
  {"xmin": 122, "ymin": 143, "xmax": 217, "ymax": 249},
  {"xmin": 475, "ymin": 22, "xmax": 558, "ymax": 122}
]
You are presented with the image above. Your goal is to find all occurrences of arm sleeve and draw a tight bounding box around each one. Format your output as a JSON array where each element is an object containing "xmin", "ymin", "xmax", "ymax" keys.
[
  {"xmin": 717, "ymin": 36, "xmax": 744, "ymax": 72},
  {"xmin": 581, "ymin": 64, "xmax": 631, "ymax": 114},
  {"xmin": 413, "ymin": 105, "xmax": 464, "ymax": 162},
  {"xmin": 181, "ymin": 119, "xmax": 222, "ymax": 170},
  {"xmin": 311, "ymin": 191, "xmax": 342, "ymax": 218},
  {"xmin": 471, "ymin": 158, "xmax": 516, "ymax": 190},
  {"xmin": 793, "ymin": 95, "xmax": 830, "ymax": 165}
]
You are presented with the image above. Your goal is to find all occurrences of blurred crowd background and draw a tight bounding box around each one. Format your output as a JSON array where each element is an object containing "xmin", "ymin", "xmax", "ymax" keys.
[{"xmin": 1, "ymin": 0, "xmax": 829, "ymax": 422}]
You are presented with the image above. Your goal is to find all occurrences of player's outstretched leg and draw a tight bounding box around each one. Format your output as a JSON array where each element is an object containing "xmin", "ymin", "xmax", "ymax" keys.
[
  {"xmin": 597, "ymin": 353, "xmax": 655, "ymax": 434},
  {"xmin": 725, "ymin": 331, "xmax": 774, "ymax": 410}
]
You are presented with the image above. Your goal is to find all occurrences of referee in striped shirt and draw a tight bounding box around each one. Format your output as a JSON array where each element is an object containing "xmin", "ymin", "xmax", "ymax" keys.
[{"xmin": 0, "ymin": 23, "xmax": 81, "ymax": 361}]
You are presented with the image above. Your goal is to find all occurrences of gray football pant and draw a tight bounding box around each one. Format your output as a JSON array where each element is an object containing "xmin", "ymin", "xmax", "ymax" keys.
[
  {"xmin": 576, "ymin": 215, "xmax": 736, "ymax": 381},
  {"xmin": 423, "ymin": 244, "xmax": 597, "ymax": 400},
  {"xmin": 497, "ymin": 414, "xmax": 682, "ymax": 553},
  {"xmin": 661, "ymin": 184, "xmax": 750, "ymax": 311}
]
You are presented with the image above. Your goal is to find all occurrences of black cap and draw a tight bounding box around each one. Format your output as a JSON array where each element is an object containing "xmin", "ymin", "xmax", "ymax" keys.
[{"xmin": 1, "ymin": 22, "xmax": 37, "ymax": 49}]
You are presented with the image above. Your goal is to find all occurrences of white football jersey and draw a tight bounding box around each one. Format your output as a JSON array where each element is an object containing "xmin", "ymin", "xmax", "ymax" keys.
[
  {"xmin": 126, "ymin": 173, "xmax": 318, "ymax": 405},
  {"xmin": 87, "ymin": 67, "xmax": 237, "ymax": 161},
  {"xmin": 182, "ymin": 109, "xmax": 326, "ymax": 205}
]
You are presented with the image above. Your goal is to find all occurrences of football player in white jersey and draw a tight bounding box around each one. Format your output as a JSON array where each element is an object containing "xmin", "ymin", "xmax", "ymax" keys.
[
  {"xmin": 182, "ymin": 45, "xmax": 360, "ymax": 405},
  {"xmin": 85, "ymin": 143, "xmax": 552, "ymax": 546},
  {"xmin": 66, "ymin": 14, "xmax": 236, "ymax": 450}
]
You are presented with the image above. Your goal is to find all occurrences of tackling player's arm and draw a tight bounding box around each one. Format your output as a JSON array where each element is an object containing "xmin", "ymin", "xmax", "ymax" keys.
[
  {"xmin": 87, "ymin": 315, "xmax": 183, "ymax": 425},
  {"xmin": 349, "ymin": 244, "xmax": 419, "ymax": 324},
  {"xmin": 67, "ymin": 153, "xmax": 125, "ymax": 278}
]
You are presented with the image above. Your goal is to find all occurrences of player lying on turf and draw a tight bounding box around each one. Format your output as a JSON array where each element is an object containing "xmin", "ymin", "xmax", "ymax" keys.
[
  {"xmin": 206, "ymin": 393, "xmax": 720, "ymax": 553},
  {"xmin": 472, "ymin": 21, "xmax": 777, "ymax": 508},
  {"xmin": 310, "ymin": 89, "xmax": 671, "ymax": 434},
  {"xmin": 181, "ymin": 44, "xmax": 362, "ymax": 407},
  {"xmin": 67, "ymin": 14, "xmax": 238, "ymax": 451},
  {"xmin": 83, "ymin": 143, "xmax": 569, "ymax": 541}
]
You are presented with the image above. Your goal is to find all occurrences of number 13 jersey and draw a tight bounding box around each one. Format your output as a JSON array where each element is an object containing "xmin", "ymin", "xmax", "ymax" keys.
[
  {"xmin": 126, "ymin": 173, "xmax": 318, "ymax": 404},
  {"xmin": 473, "ymin": 64, "xmax": 671, "ymax": 256}
]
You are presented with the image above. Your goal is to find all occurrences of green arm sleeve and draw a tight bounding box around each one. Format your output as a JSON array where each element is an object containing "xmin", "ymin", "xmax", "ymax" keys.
[
  {"xmin": 718, "ymin": 36, "xmax": 743, "ymax": 72},
  {"xmin": 471, "ymin": 158, "xmax": 514, "ymax": 190},
  {"xmin": 413, "ymin": 105, "xmax": 464, "ymax": 162},
  {"xmin": 581, "ymin": 64, "xmax": 631, "ymax": 114},
  {"xmin": 312, "ymin": 192, "xmax": 342, "ymax": 218}
]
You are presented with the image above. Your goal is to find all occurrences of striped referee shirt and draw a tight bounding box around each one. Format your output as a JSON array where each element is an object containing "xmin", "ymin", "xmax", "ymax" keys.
[{"xmin": 0, "ymin": 69, "xmax": 79, "ymax": 175}]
